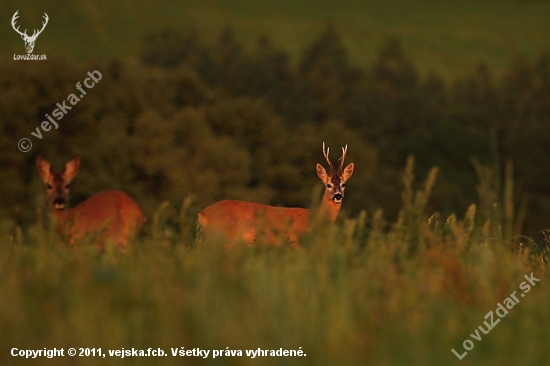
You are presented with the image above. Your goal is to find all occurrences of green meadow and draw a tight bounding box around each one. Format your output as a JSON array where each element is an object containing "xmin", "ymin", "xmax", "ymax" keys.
[
  {"xmin": 2, "ymin": 0, "xmax": 550, "ymax": 79},
  {"xmin": 1, "ymin": 162, "xmax": 550, "ymax": 365},
  {"xmin": 2, "ymin": 0, "xmax": 550, "ymax": 364}
]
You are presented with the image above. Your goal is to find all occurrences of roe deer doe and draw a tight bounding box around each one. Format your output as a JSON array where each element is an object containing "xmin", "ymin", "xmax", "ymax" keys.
[{"xmin": 36, "ymin": 155, "xmax": 145, "ymax": 250}]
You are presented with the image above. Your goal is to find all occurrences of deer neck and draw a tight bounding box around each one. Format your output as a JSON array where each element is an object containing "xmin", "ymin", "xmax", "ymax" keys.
[
  {"xmin": 50, "ymin": 206, "xmax": 71, "ymax": 228},
  {"xmin": 315, "ymin": 195, "xmax": 342, "ymax": 223}
]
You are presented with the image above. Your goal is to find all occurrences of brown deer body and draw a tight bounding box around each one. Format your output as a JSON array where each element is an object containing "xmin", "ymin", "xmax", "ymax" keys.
[
  {"xmin": 36, "ymin": 156, "xmax": 145, "ymax": 250},
  {"xmin": 197, "ymin": 143, "xmax": 354, "ymax": 248}
]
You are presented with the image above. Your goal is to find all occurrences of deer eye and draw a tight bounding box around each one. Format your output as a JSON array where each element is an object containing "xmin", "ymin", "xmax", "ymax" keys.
[
  {"xmin": 327, "ymin": 184, "xmax": 332, "ymax": 188},
  {"xmin": 342, "ymin": 183, "xmax": 346, "ymax": 187},
  {"xmin": 65, "ymin": 185, "xmax": 70, "ymax": 189},
  {"xmin": 47, "ymin": 184, "xmax": 53, "ymax": 189}
]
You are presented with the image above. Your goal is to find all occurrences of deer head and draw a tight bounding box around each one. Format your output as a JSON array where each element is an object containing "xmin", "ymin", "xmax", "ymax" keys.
[
  {"xmin": 316, "ymin": 142, "xmax": 354, "ymax": 204},
  {"xmin": 36, "ymin": 156, "xmax": 81, "ymax": 211},
  {"xmin": 12, "ymin": 11, "xmax": 49, "ymax": 54}
]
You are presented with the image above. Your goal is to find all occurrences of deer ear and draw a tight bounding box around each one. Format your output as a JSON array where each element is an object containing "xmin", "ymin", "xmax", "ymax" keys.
[
  {"xmin": 63, "ymin": 155, "xmax": 81, "ymax": 182},
  {"xmin": 342, "ymin": 163, "xmax": 354, "ymax": 182},
  {"xmin": 36, "ymin": 156, "xmax": 52, "ymax": 182},
  {"xmin": 316, "ymin": 164, "xmax": 328, "ymax": 183}
]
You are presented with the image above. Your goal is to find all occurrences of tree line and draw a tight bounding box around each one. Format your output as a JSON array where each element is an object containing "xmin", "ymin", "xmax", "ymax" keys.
[{"xmin": 1, "ymin": 26, "xmax": 549, "ymax": 238}]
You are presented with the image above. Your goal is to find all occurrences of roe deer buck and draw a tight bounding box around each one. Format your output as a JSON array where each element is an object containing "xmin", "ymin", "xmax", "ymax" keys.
[
  {"xmin": 197, "ymin": 143, "xmax": 354, "ymax": 248},
  {"xmin": 36, "ymin": 155, "xmax": 145, "ymax": 250}
]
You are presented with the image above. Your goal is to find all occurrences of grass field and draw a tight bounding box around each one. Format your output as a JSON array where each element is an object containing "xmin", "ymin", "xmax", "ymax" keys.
[
  {"xmin": 3, "ymin": 2, "xmax": 550, "ymax": 364},
  {"xmin": 2, "ymin": 0, "xmax": 550, "ymax": 79},
  {"xmin": 2, "ymin": 163, "xmax": 549, "ymax": 365}
]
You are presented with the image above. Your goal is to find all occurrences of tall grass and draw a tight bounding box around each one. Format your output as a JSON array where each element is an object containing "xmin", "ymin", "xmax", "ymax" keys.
[{"xmin": 1, "ymin": 162, "xmax": 549, "ymax": 365}]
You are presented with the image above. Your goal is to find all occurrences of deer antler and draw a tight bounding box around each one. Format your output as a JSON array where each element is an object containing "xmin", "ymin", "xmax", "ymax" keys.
[
  {"xmin": 337, "ymin": 145, "xmax": 348, "ymax": 175},
  {"xmin": 32, "ymin": 13, "xmax": 49, "ymax": 39},
  {"xmin": 11, "ymin": 11, "xmax": 48, "ymax": 40},
  {"xmin": 323, "ymin": 142, "xmax": 335, "ymax": 176},
  {"xmin": 11, "ymin": 11, "xmax": 27, "ymax": 38}
]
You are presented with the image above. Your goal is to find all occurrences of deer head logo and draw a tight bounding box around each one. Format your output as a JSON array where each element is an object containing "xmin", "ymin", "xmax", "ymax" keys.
[{"xmin": 11, "ymin": 11, "xmax": 49, "ymax": 54}]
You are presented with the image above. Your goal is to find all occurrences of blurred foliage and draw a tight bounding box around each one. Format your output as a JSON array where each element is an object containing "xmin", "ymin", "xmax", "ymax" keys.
[
  {"xmin": 1, "ymin": 26, "xmax": 550, "ymax": 238},
  {"xmin": 3, "ymin": 0, "xmax": 550, "ymax": 81},
  {"xmin": 1, "ymin": 168, "xmax": 550, "ymax": 365}
]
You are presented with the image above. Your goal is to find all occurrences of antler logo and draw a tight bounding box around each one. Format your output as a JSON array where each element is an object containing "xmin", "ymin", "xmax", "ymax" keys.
[{"xmin": 11, "ymin": 10, "xmax": 49, "ymax": 54}]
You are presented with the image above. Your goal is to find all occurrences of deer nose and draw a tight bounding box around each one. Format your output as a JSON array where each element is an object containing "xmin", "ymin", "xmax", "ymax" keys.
[
  {"xmin": 53, "ymin": 198, "xmax": 65, "ymax": 209},
  {"xmin": 333, "ymin": 193, "xmax": 343, "ymax": 202}
]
